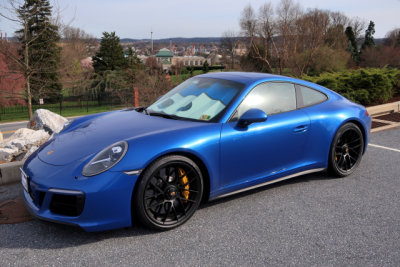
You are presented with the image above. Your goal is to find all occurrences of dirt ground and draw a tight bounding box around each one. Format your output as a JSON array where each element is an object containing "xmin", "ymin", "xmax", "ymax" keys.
[{"xmin": 0, "ymin": 185, "xmax": 32, "ymax": 224}]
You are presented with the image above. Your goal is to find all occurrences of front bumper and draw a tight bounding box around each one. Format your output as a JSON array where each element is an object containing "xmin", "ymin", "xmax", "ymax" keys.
[{"xmin": 22, "ymin": 156, "xmax": 140, "ymax": 232}]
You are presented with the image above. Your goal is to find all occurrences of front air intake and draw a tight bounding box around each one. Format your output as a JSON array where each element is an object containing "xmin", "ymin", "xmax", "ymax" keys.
[{"xmin": 49, "ymin": 193, "xmax": 85, "ymax": 217}]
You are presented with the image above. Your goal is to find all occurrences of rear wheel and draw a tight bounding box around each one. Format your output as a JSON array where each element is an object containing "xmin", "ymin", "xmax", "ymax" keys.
[
  {"xmin": 329, "ymin": 123, "xmax": 364, "ymax": 177},
  {"xmin": 133, "ymin": 155, "xmax": 203, "ymax": 230}
]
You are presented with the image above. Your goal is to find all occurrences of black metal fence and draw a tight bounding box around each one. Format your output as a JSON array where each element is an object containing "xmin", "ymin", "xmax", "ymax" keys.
[{"xmin": 0, "ymin": 91, "xmax": 134, "ymax": 121}]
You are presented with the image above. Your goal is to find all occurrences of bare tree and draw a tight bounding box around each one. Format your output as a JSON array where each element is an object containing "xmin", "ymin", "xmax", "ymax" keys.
[
  {"xmin": 254, "ymin": 2, "xmax": 275, "ymax": 72},
  {"xmin": 144, "ymin": 57, "xmax": 161, "ymax": 75},
  {"xmin": 240, "ymin": 0, "xmax": 303, "ymax": 74},
  {"xmin": 240, "ymin": 4, "xmax": 257, "ymax": 39},
  {"xmin": 221, "ymin": 30, "xmax": 239, "ymax": 69},
  {"xmin": 60, "ymin": 26, "xmax": 97, "ymax": 97},
  {"xmin": 329, "ymin": 11, "xmax": 349, "ymax": 28},
  {"xmin": 274, "ymin": 0, "xmax": 302, "ymax": 74},
  {"xmin": 240, "ymin": 3, "xmax": 274, "ymax": 73},
  {"xmin": 385, "ymin": 28, "xmax": 400, "ymax": 47},
  {"xmin": 349, "ymin": 17, "xmax": 367, "ymax": 39},
  {"xmin": 291, "ymin": 8, "xmax": 330, "ymax": 75},
  {"xmin": 323, "ymin": 12, "xmax": 349, "ymax": 50}
]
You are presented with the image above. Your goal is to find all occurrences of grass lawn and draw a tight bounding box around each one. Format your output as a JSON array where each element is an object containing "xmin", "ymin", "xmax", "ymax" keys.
[{"xmin": 0, "ymin": 104, "xmax": 130, "ymax": 122}]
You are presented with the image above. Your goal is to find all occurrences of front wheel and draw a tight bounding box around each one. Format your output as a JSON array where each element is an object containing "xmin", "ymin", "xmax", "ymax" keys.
[
  {"xmin": 133, "ymin": 155, "xmax": 203, "ymax": 230},
  {"xmin": 329, "ymin": 123, "xmax": 364, "ymax": 177}
]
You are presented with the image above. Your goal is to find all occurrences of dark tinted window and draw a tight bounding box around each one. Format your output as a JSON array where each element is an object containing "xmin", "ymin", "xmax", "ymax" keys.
[
  {"xmin": 299, "ymin": 85, "xmax": 327, "ymax": 107},
  {"xmin": 236, "ymin": 82, "xmax": 296, "ymax": 118}
]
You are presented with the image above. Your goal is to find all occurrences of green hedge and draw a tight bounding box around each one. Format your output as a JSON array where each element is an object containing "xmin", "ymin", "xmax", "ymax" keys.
[
  {"xmin": 302, "ymin": 68, "xmax": 400, "ymax": 106},
  {"xmin": 185, "ymin": 65, "xmax": 225, "ymax": 71}
]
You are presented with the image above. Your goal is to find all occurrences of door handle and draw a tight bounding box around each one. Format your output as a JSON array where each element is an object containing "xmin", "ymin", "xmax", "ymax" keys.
[{"xmin": 293, "ymin": 125, "xmax": 308, "ymax": 133}]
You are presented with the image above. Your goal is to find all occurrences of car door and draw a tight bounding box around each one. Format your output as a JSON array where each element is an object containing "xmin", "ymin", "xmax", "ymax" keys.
[{"xmin": 219, "ymin": 82, "xmax": 310, "ymax": 191}]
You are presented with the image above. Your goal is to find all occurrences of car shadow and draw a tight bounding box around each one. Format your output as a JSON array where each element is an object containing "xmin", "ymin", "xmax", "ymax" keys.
[
  {"xmin": 200, "ymin": 170, "xmax": 340, "ymax": 209},
  {"xmin": 0, "ymin": 218, "xmax": 159, "ymax": 249},
  {"xmin": 0, "ymin": 170, "xmax": 339, "ymax": 250}
]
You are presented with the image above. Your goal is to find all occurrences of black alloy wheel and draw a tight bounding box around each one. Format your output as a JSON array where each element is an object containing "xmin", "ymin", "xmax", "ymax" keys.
[
  {"xmin": 133, "ymin": 155, "xmax": 203, "ymax": 230},
  {"xmin": 329, "ymin": 123, "xmax": 364, "ymax": 177}
]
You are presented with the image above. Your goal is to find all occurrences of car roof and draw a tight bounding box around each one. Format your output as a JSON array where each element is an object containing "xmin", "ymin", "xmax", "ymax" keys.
[
  {"xmin": 198, "ymin": 72, "xmax": 289, "ymax": 86},
  {"xmin": 198, "ymin": 71, "xmax": 340, "ymax": 98}
]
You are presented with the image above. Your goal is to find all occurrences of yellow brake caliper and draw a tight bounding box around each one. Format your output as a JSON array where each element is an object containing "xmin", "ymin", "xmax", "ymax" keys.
[{"xmin": 179, "ymin": 168, "xmax": 189, "ymax": 200}]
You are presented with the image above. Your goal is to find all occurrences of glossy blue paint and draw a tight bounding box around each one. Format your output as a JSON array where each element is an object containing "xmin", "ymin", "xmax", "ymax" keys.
[{"xmin": 22, "ymin": 72, "xmax": 371, "ymax": 231}]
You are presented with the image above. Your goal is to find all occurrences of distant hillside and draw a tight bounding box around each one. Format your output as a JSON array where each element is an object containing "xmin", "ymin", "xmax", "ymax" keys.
[
  {"xmin": 5, "ymin": 36, "xmax": 387, "ymax": 46},
  {"xmin": 120, "ymin": 37, "xmax": 222, "ymax": 44}
]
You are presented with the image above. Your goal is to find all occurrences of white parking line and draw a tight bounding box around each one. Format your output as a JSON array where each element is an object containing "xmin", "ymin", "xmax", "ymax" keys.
[{"xmin": 369, "ymin": 143, "xmax": 400, "ymax": 153}]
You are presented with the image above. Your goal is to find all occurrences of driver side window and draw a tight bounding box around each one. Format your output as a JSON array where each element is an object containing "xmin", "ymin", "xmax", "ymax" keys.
[{"xmin": 234, "ymin": 82, "xmax": 297, "ymax": 119}]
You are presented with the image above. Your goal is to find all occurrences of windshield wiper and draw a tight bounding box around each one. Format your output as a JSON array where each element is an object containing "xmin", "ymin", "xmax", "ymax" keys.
[
  {"xmin": 134, "ymin": 106, "xmax": 149, "ymax": 114},
  {"xmin": 148, "ymin": 112, "xmax": 181, "ymax": 120}
]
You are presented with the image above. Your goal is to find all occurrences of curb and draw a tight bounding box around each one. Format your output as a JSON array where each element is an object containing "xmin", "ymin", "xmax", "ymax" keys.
[
  {"xmin": 367, "ymin": 101, "xmax": 400, "ymax": 133},
  {"xmin": 367, "ymin": 101, "xmax": 400, "ymax": 116},
  {"xmin": 0, "ymin": 161, "xmax": 24, "ymax": 186}
]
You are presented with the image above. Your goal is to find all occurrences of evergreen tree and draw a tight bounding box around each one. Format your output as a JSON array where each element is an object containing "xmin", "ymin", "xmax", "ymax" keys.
[
  {"xmin": 345, "ymin": 26, "xmax": 360, "ymax": 64},
  {"xmin": 16, "ymin": 0, "xmax": 62, "ymax": 104},
  {"xmin": 92, "ymin": 32, "xmax": 126, "ymax": 73},
  {"xmin": 362, "ymin": 21, "xmax": 376, "ymax": 50},
  {"xmin": 202, "ymin": 61, "xmax": 209, "ymax": 73},
  {"xmin": 126, "ymin": 47, "xmax": 141, "ymax": 69},
  {"xmin": 397, "ymin": 32, "xmax": 400, "ymax": 46}
]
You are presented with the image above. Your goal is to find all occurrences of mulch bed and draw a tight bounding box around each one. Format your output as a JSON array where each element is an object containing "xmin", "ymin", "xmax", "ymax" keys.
[
  {"xmin": 0, "ymin": 197, "xmax": 32, "ymax": 224},
  {"xmin": 375, "ymin": 112, "xmax": 400, "ymax": 123},
  {"xmin": 371, "ymin": 121, "xmax": 390, "ymax": 129}
]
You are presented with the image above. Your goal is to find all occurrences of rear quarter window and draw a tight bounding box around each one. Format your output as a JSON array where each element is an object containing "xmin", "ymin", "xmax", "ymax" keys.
[{"xmin": 298, "ymin": 85, "xmax": 327, "ymax": 107}]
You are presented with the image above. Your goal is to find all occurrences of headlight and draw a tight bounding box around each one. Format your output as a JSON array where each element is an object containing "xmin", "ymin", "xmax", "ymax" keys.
[{"xmin": 82, "ymin": 141, "xmax": 128, "ymax": 177}]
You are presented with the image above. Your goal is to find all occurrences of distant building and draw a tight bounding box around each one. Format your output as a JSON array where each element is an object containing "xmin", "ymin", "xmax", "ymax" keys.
[
  {"xmin": 156, "ymin": 48, "xmax": 173, "ymax": 71},
  {"xmin": 235, "ymin": 44, "xmax": 248, "ymax": 56},
  {"xmin": 155, "ymin": 48, "xmax": 210, "ymax": 71},
  {"xmin": 0, "ymin": 41, "xmax": 25, "ymax": 107},
  {"xmin": 173, "ymin": 56, "xmax": 210, "ymax": 67}
]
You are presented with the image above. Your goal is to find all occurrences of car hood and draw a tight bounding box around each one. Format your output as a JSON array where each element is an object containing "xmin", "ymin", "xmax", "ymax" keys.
[{"xmin": 38, "ymin": 109, "xmax": 209, "ymax": 166}]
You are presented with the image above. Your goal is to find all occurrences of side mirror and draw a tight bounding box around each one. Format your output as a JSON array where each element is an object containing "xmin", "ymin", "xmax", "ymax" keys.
[{"xmin": 237, "ymin": 108, "xmax": 268, "ymax": 128}]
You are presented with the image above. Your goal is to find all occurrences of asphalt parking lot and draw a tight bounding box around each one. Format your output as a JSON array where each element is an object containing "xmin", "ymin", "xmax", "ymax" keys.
[{"xmin": 0, "ymin": 127, "xmax": 399, "ymax": 266}]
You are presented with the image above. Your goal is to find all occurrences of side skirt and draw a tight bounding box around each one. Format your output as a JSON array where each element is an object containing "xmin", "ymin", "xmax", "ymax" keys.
[{"xmin": 212, "ymin": 168, "xmax": 326, "ymax": 200}]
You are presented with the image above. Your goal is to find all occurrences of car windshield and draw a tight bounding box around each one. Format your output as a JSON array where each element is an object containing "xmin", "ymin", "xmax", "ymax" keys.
[{"xmin": 146, "ymin": 77, "xmax": 245, "ymax": 122}]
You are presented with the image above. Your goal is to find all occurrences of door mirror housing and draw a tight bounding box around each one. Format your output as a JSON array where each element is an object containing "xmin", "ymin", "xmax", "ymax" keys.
[{"xmin": 237, "ymin": 108, "xmax": 268, "ymax": 128}]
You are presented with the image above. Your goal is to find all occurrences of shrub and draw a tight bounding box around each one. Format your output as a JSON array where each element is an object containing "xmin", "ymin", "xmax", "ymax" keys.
[{"xmin": 302, "ymin": 68, "xmax": 400, "ymax": 105}]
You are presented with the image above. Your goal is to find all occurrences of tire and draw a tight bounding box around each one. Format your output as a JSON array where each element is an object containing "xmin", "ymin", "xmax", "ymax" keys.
[
  {"xmin": 329, "ymin": 123, "xmax": 364, "ymax": 177},
  {"xmin": 133, "ymin": 155, "xmax": 203, "ymax": 230}
]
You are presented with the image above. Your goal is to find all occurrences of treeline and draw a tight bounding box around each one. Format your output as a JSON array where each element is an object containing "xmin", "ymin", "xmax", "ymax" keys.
[{"xmin": 229, "ymin": 0, "xmax": 400, "ymax": 76}]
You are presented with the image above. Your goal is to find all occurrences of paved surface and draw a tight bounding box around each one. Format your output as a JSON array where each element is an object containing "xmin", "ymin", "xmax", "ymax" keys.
[
  {"xmin": 0, "ymin": 121, "xmax": 28, "ymax": 139},
  {"xmin": 0, "ymin": 128, "xmax": 399, "ymax": 266}
]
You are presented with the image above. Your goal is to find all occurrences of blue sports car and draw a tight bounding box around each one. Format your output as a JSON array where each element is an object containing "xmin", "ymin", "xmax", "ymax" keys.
[{"xmin": 22, "ymin": 72, "xmax": 371, "ymax": 231}]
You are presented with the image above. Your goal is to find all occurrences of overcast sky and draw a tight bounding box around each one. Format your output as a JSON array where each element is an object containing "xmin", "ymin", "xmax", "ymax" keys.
[{"xmin": 1, "ymin": 0, "xmax": 399, "ymax": 39}]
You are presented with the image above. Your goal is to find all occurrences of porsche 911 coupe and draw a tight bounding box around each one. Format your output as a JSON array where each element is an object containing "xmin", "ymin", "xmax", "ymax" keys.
[{"xmin": 22, "ymin": 72, "xmax": 371, "ymax": 231}]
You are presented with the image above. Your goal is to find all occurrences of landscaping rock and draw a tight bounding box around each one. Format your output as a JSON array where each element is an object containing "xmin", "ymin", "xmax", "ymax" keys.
[
  {"xmin": 0, "ymin": 132, "xmax": 3, "ymax": 143},
  {"xmin": 23, "ymin": 145, "xmax": 39, "ymax": 160},
  {"xmin": 0, "ymin": 128, "xmax": 49, "ymax": 162},
  {"xmin": 28, "ymin": 109, "xmax": 68, "ymax": 134},
  {"xmin": 0, "ymin": 147, "xmax": 19, "ymax": 162}
]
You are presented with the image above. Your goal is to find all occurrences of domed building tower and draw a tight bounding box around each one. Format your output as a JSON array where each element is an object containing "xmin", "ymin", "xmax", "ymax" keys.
[{"xmin": 156, "ymin": 48, "xmax": 173, "ymax": 72}]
